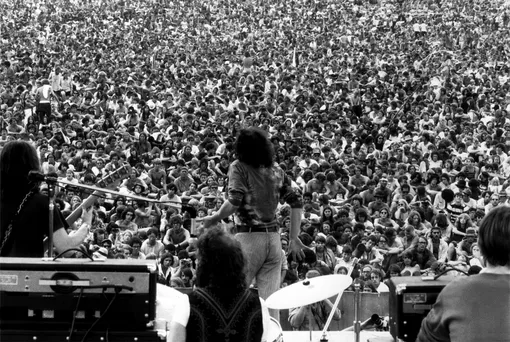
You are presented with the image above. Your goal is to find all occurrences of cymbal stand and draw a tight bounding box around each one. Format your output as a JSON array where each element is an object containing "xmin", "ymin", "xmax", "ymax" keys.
[
  {"xmin": 308, "ymin": 305, "xmax": 314, "ymax": 342},
  {"xmin": 353, "ymin": 283, "xmax": 361, "ymax": 342}
]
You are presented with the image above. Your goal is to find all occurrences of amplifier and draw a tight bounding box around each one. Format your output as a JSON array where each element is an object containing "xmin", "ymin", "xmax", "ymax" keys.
[
  {"xmin": 0, "ymin": 258, "xmax": 157, "ymax": 332},
  {"xmin": 388, "ymin": 276, "xmax": 455, "ymax": 342},
  {"xmin": 0, "ymin": 329, "xmax": 161, "ymax": 342}
]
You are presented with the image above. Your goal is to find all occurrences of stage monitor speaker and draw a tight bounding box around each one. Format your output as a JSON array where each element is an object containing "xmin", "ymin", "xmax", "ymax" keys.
[
  {"xmin": 0, "ymin": 258, "xmax": 157, "ymax": 333},
  {"xmin": 388, "ymin": 276, "xmax": 455, "ymax": 342}
]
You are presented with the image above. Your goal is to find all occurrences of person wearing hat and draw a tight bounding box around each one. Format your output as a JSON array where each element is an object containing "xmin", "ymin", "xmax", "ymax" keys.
[
  {"xmin": 498, "ymin": 190, "xmax": 510, "ymax": 206},
  {"xmin": 92, "ymin": 247, "xmax": 110, "ymax": 260},
  {"xmin": 451, "ymin": 178, "xmax": 467, "ymax": 194},
  {"xmin": 460, "ymin": 189, "xmax": 477, "ymax": 210},
  {"xmin": 417, "ymin": 206, "xmax": 510, "ymax": 342},
  {"xmin": 367, "ymin": 188, "xmax": 387, "ymax": 216},
  {"xmin": 453, "ymin": 227, "xmax": 478, "ymax": 260}
]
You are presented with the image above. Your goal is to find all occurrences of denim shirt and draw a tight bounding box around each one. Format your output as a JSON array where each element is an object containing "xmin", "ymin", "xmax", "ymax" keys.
[{"xmin": 227, "ymin": 160, "xmax": 302, "ymax": 227}]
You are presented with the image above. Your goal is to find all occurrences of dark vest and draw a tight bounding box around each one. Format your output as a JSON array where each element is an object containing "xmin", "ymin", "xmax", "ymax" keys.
[{"xmin": 186, "ymin": 288, "xmax": 263, "ymax": 342}]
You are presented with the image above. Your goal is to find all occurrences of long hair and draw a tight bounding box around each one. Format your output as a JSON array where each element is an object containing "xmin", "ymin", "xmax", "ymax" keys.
[
  {"xmin": 0, "ymin": 141, "xmax": 40, "ymax": 207},
  {"xmin": 455, "ymin": 213, "xmax": 474, "ymax": 229},
  {"xmin": 235, "ymin": 128, "xmax": 274, "ymax": 168},
  {"xmin": 0, "ymin": 141, "xmax": 41, "ymax": 241},
  {"xmin": 195, "ymin": 228, "xmax": 246, "ymax": 291}
]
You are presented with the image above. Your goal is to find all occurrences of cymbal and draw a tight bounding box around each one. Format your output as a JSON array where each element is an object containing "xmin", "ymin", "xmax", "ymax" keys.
[{"xmin": 266, "ymin": 275, "xmax": 352, "ymax": 310}]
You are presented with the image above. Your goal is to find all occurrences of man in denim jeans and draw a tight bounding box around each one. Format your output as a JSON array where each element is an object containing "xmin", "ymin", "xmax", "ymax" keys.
[{"xmin": 204, "ymin": 127, "xmax": 306, "ymax": 320}]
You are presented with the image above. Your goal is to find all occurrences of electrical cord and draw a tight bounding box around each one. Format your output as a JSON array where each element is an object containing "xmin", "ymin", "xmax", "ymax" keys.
[
  {"xmin": 68, "ymin": 287, "xmax": 84, "ymax": 342},
  {"xmin": 433, "ymin": 265, "xmax": 469, "ymax": 280},
  {"xmin": 53, "ymin": 247, "xmax": 94, "ymax": 261},
  {"xmin": 80, "ymin": 289, "xmax": 119, "ymax": 342},
  {"xmin": 75, "ymin": 284, "xmax": 134, "ymax": 292}
]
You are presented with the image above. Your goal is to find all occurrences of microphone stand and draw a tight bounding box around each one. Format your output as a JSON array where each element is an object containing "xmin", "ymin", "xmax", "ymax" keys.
[{"xmin": 46, "ymin": 177, "xmax": 58, "ymax": 258}]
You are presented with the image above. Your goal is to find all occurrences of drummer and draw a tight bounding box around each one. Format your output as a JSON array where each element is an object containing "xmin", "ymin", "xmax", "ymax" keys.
[{"xmin": 288, "ymin": 270, "xmax": 342, "ymax": 331}]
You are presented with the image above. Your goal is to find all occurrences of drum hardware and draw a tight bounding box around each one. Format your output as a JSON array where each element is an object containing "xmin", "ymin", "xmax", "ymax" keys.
[{"xmin": 266, "ymin": 275, "xmax": 352, "ymax": 342}]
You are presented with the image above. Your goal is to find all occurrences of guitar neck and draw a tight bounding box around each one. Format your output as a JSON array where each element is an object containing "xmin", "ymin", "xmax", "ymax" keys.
[
  {"xmin": 66, "ymin": 190, "xmax": 102, "ymax": 226},
  {"xmin": 63, "ymin": 164, "xmax": 132, "ymax": 226}
]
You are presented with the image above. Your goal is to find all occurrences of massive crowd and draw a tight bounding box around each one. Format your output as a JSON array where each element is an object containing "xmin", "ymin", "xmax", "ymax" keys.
[{"xmin": 1, "ymin": 0, "xmax": 510, "ymax": 303}]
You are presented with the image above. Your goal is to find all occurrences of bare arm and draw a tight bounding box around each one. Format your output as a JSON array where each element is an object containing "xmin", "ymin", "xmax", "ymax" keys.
[
  {"xmin": 288, "ymin": 306, "xmax": 309, "ymax": 329},
  {"xmin": 53, "ymin": 207, "xmax": 92, "ymax": 253},
  {"xmin": 203, "ymin": 199, "xmax": 238, "ymax": 228},
  {"xmin": 323, "ymin": 298, "xmax": 342, "ymax": 320},
  {"xmin": 53, "ymin": 224, "xmax": 89, "ymax": 254}
]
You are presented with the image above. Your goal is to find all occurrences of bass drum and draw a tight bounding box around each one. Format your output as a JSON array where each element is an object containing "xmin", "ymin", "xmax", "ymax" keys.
[{"xmin": 267, "ymin": 317, "xmax": 284, "ymax": 342}]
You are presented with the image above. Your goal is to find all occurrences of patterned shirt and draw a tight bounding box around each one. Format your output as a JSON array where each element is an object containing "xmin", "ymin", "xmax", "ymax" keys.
[{"xmin": 227, "ymin": 160, "xmax": 302, "ymax": 228}]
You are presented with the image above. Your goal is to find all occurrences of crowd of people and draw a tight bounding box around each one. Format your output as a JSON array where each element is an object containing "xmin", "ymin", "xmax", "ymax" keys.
[{"xmin": 2, "ymin": 0, "xmax": 510, "ymax": 327}]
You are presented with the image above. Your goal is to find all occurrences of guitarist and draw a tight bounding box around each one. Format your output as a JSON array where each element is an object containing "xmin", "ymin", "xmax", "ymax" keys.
[{"xmin": 0, "ymin": 141, "xmax": 91, "ymax": 257}]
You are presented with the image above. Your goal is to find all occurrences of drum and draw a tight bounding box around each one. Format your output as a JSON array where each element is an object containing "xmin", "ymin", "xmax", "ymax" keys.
[{"xmin": 267, "ymin": 317, "xmax": 284, "ymax": 342}]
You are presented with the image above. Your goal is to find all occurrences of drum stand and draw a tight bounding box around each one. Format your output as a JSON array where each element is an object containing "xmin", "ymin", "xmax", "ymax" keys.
[
  {"xmin": 319, "ymin": 283, "xmax": 362, "ymax": 342},
  {"xmin": 308, "ymin": 305, "xmax": 314, "ymax": 342},
  {"xmin": 353, "ymin": 283, "xmax": 361, "ymax": 342}
]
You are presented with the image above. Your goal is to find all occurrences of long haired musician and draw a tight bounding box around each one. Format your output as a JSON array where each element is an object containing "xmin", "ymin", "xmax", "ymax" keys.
[
  {"xmin": 167, "ymin": 227, "xmax": 271, "ymax": 342},
  {"xmin": 0, "ymin": 140, "xmax": 91, "ymax": 257}
]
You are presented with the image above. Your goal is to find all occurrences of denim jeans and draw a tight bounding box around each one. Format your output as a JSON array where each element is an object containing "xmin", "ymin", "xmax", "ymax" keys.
[{"xmin": 236, "ymin": 232, "xmax": 282, "ymax": 320}]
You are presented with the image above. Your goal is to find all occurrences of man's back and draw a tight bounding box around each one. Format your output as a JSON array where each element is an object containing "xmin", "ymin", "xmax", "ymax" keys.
[
  {"xmin": 417, "ymin": 273, "xmax": 510, "ymax": 342},
  {"xmin": 228, "ymin": 160, "xmax": 283, "ymax": 224}
]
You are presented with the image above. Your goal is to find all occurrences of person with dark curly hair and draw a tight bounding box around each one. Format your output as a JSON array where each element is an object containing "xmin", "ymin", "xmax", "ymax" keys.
[
  {"xmin": 167, "ymin": 227, "xmax": 270, "ymax": 342},
  {"xmin": 203, "ymin": 127, "xmax": 307, "ymax": 320},
  {"xmin": 115, "ymin": 206, "xmax": 138, "ymax": 233}
]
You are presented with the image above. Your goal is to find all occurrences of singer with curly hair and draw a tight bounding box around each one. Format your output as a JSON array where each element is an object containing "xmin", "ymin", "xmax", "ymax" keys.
[{"xmin": 203, "ymin": 127, "xmax": 307, "ymax": 320}]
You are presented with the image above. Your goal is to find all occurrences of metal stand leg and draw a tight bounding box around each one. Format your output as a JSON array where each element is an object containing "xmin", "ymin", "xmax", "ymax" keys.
[
  {"xmin": 308, "ymin": 305, "xmax": 313, "ymax": 342},
  {"xmin": 47, "ymin": 180, "xmax": 56, "ymax": 258},
  {"xmin": 354, "ymin": 283, "xmax": 361, "ymax": 342}
]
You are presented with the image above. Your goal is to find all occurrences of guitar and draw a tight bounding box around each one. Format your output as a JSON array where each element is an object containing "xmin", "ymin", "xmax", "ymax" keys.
[
  {"xmin": 65, "ymin": 164, "xmax": 132, "ymax": 226},
  {"xmin": 43, "ymin": 164, "xmax": 132, "ymax": 257}
]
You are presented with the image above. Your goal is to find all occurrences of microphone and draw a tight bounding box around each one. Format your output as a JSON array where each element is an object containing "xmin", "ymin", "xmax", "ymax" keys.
[{"xmin": 28, "ymin": 171, "xmax": 58, "ymax": 183}]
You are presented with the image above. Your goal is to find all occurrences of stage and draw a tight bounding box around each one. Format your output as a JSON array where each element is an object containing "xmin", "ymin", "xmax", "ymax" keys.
[{"xmin": 281, "ymin": 331, "xmax": 393, "ymax": 342}]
